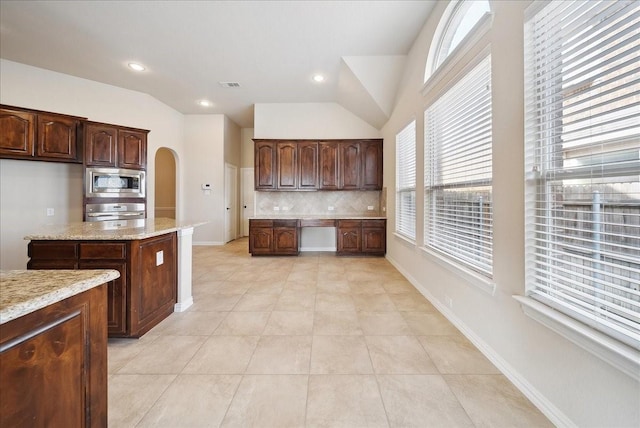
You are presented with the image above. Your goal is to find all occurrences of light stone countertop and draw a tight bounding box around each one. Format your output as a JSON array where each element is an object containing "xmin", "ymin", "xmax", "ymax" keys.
[
  {"xmin": 0, "ymin": 269, "xmax": 120, "ymax": 324},
  {"xmin": 24, "ymin": 218, "xmax": 207, "ymax": 241},
  {"xmin": 250, "ymin": 214, "xmax": 387, "ymax": 220}
]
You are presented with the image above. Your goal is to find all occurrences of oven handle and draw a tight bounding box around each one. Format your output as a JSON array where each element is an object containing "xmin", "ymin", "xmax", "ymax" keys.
[{"xmin": 87, "ymin": 212, "xmax": 145, "ymax": 218}]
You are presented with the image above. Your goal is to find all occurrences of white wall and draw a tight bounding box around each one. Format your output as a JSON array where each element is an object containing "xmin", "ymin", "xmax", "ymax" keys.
[
  {"xmin": 382, "ymin": 2, "xmax": 640, "ymax": 427},
  {"xmin": 183, "ymin": 115, "xmax": 226, "ymax": 245},
  {"xmin": 0, "ymin": 59, "xmax": 185, "ymax": 269},
  {"xmin": 254, "ymin": 102, "xmax": 380, "ymax": 139}
]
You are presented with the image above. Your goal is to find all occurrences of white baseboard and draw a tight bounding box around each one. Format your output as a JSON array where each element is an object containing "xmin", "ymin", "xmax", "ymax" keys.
[
  {"xmin": 174, "ymin": 296, "xmax": 193, "ymax": 312},
  {"xmin": 386, "ymin": 254, "xmax": 576, "ymax": 428},
  {"xmin": 193, "ymin": 241, "xmax": 225, "ymax": 246}
]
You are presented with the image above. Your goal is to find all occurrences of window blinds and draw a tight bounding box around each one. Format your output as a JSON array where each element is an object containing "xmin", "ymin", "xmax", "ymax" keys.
[
  {"xmin": 424, "ymin": 55, "xmax": 493, "ymax": 276},
  {"xmin": 524, "ymin": 0, "xmax": 640, "ymax": 349},
  {"xmin": 396, "ymin": 120, "xmax": 417, "ymax": 240}
]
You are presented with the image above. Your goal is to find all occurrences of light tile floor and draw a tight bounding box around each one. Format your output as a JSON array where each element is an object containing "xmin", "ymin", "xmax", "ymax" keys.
[{"xmin": 108, "ymin": 238, "xmax": 553, "ymax": 427}]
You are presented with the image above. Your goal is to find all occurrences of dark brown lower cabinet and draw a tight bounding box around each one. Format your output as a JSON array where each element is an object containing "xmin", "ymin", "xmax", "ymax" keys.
[
  {"xmin": 0, "ymin": 283, "xmax": 107, "ymax": 427},
  {"xmin": 27, "ymin": 232, "xmax": 177, "ymax": 338},
  {"xmin": 337, "ymin": 219, "xmax": 386, "ymax": 256},
  {"xmin": 249, "ymin": 219, "xmax": 299, "ymax": 255}
]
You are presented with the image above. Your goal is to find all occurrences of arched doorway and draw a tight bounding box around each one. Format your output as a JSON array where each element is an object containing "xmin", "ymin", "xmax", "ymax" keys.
[{"xmin": 155, "ymin": 148, "xmax": 177, "ymax": 219}]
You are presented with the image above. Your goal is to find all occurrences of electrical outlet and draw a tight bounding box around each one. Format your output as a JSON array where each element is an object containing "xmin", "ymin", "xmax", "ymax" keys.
[
  {"xmin": 156, "ymin": 250, "xmax": 164, "ymax": 266},
  {"xmin": 273, "ymin": 206, "xmax": 280, "ymax": 211},
  {"xmin": 328, "ymin": 206, "xmax": 335, "ymax": 211},
  {"xmin": 367, "ymin": 206, "xmax": 374, "ymax": 211},
  {"xmin": 46, "ymin": 208, "xmax": 55, "ymax": 216}
]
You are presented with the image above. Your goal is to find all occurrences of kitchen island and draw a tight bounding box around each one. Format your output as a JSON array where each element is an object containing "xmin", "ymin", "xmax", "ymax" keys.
[
  {"xmin": 1, "ymin": 269, "xmax": 119, "ymax": 427},
  {"xmin": 24, "ymin": 218, "xmax": 202, "ymax": 338}
]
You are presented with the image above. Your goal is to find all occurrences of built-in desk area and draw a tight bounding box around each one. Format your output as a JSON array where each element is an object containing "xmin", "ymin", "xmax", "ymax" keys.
[{"xmin": 248, "ymin": 216, "xmax": 386, "ymax": 256}]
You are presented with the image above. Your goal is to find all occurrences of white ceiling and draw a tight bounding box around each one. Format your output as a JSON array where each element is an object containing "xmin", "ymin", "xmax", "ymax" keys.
[{"xmin": 0, "ymin": 1, "xmax": 435, "ymax": 128}]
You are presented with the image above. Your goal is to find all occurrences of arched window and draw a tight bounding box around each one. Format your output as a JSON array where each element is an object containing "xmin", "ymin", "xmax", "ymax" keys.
[{"xmin": 425, "ymin": 0, "xmax": 491, "ymax": 81}]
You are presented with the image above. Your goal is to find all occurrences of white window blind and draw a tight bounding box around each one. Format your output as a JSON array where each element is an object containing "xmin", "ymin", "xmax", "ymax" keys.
[
  {"xmin": 424, "ymin": 55, "xmax": 493, "ymax": 276},
  {"xmin": 396, "ymin": 120, "xmax": 417, "ymax": 240},
  {"xmin": 524, "ymin": 0, "xmax": 640, "ymax": 349}
]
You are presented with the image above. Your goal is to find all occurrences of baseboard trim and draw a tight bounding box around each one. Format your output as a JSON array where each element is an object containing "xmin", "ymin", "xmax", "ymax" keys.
[
  {"xmin": 174, "ymin": 297, "xmax": 193, "ymax": 312},
  {"xmin": 300, "ymin": 246, "xmax": 336, "ymax": 252},
  {"xmin": 386, "ymin": 254, "xmax": 576, "ymax": 428},
  {"xmin": 193, "ymin": 241, "xmax": 225, "ymax": 246}
]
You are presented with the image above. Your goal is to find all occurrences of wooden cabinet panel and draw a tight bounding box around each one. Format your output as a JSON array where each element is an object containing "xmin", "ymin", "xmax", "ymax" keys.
[
  {"xmin": 36, "ymin": 114, "xmax": 79, "ymax": 161},
  {"xmin": 362, "ymin": 226, "xmax": 386, "ymax": 254},
  {"xmin": 337, "ymin": 225, "xmax": 362, "ymax": 254},
  {"xmin": 0, "ymin": 108, "xmax": 35, "ymax": 158},
  {"xmin": 274, "ymin": 227, "xmax": 299, "ymax": 254},
  {"xmin": 80, "ymin": 242, "xmax": 127, "ymax": 259},
  {"xmin": 298, "ymin": 141, "xmax": 318, "ymax": 190},
  {"xmin": 337, "ymin": 219, "xmax": 386, "ymax": 255},
  {"xmin": 319, "ymin": 142, "xmax": 340, "ymax": 190},
  {"xmin": 255, "ymin": 141, "xmax": 276, "ymax": 190},
  {"xmin": 80, "ymin": 261, "xmax": 127, "ymax": 336},
  {"xmin": 118, "ymin": 129, "xmax": 147, "ymax": 170},
  {"xmin": 28, "ymin": 241, "xmax": 78, "ymax": 260},
  {"xmin": 0, "ymin": 284, "xmax": 107, "ymax": 427},
  {"xmin": 249, "ymin": 227, "xmax": 274, "ymax": 254},
  {"xmin": 340, "ymin": 141, "xmax": 361, "ymax": 189},
  {"xmin": 249, "ymin": 219, "xmax": 299, "ymax": 255},
  {"xmin": 361, "ymin": 140, "xmax": 383, "ymax": 190},
  {"xmin": 276, "ymin": 141, "xmax": 298, "ymax": 189},
  {"xmin": 84, "ymin": 123, "xmax": 117, "ymax": 167},
  {"xmin": 130, "ymin": 233, "xmax": 176, "ymax": 336}
]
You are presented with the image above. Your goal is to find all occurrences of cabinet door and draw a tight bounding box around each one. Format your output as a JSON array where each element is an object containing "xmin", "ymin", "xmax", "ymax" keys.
[
  {"xmin": 340, "ymin": 141, "xmax": 361, "ymax": 189},
  {"xmin": 361, "ymin": 140, "xmax": 383, "ymax": 190},
  {"xmin": 298, "ymin": 141, "xmax": 318, "ymax": 190},
  {"xmin": 0, "ymin": 108, "xmax": 35, "ymax": 158},
  {"xmin": 337, "ymin": 221, "xmax": 362, "ymax": 254},
  {"xmin": 36, "ymin": 114, "xmax": 79, "ymax": 162},
  {"xmin": 80, "ymin": 260, "xmax": 128, "ymax": 336},
  {"xmin": 249, "ymin": 227, "xmax": 274, "ymax": 255},
  {"xmin": 255, "ymin": 141, "xmax": 277, "ymax": 190},
  {"xmin": 118, "ymin": 129, "xmax": 147, "ymax": 169},
  {"xmin": 319, "ymin": 142, "xmax": 340, "ymax": 190},
  {"xmin": 276, "ymin": 141, "xmax": 298, "ymax": 189},
  {"xmin": 274, "ymin": 227, "xmax": 299, "ymax": 255},
  {"xmin": 85, "ymin": 123, "xmax": 117, "ymax": 167},
  {"xmin": 362, "ymin": 226, "xmax": 386, "ymax": 254},
  {"xmin": 130, "ymin": 233, "xmax": 177, "ymax": 336}
]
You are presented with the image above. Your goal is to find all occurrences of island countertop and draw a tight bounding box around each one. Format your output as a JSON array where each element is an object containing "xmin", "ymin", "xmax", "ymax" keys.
[
  {"xmin": 24, "ymin": 218, "xmax": 206, "ymax": 241},
  {"xmin": 0, "ymin": 269, "xmax": 120, "ymax": 324}
]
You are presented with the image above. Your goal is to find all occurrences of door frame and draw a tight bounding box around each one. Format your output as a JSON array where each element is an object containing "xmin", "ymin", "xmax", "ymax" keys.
[{"xmin": 224, "ymin": 163, "xmax": 238, "ymax": 243}]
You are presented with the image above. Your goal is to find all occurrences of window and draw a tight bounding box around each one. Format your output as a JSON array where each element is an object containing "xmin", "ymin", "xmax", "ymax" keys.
[
  {"xmin": 396, "ymin": 120, "xmax": 416, "ymax": 240},
  {"xmin": 426, "ymin": 0, "xmax": 491, "ymax": 81},
  {"xmin": 524, "ymin": 1, "xmax": 640, "ymax": 350},
  {"xmin": 424, "ymin": 55, "xmax": 493, "ymax": 276}
]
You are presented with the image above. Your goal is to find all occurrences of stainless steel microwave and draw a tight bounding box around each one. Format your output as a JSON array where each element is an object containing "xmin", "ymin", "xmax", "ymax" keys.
[{"xmin": 85, "ymin": 167, "xmax": 145, "ymax": 198}]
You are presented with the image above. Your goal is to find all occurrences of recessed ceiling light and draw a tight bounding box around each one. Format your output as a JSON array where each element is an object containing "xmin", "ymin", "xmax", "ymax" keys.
[
  {"xmin": 198, "ymin": 100, "xmax": 213, "ymax": 107},
  {"xmin": 128, "ymin": 62, "xmax": 146, "ymax": 72},
  {"xmin": 312, "ymin": 74, "xmax": 325, "ymax": 83}
]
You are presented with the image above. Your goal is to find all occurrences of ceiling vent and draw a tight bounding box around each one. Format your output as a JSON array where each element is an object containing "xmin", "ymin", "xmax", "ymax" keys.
[{"xmin": 219, "ymin": 81, "xmax": 241, "ymax": 88}]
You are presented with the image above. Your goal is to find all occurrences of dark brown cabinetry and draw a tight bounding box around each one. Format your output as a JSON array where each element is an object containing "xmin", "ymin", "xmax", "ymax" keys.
[
  {"xmin": 249, "ymin": 219, "xmax": 299, "ymax": 255},
  {"xmin": 255, "ymin": 139, "xmax": 382, "ymax": 191},
  {"xmin": 27, "ymin": 233, "xmax": 177, "ymax": 338},
  {"xmin": 84, "ymin": 122, "xmax": 148, "ymax": 169},
  {"xmin": 0, "ymin": 283, "xmax": 107, "ymax": 427},
  {"xmin": 0, "ymin": 105, "xmax": 84, "ymax": 163},
  {"xmin": 337, "ymin": 219, "xmax": 386, "ymax": 255}
]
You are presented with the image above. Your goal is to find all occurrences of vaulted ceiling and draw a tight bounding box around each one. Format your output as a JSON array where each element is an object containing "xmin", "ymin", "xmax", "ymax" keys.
[{"xmin": 0, "ymin": 1, "xmax": 435, "ymax": 128}]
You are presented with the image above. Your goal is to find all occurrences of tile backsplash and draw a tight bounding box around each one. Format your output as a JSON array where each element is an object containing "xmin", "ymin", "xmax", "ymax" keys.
[{"xmin": 255, "ymin": 191, "xmax": 383, "ymax": 216}]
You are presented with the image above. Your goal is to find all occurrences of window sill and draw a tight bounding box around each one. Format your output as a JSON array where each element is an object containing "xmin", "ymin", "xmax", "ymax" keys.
[
  {"xmin": 393, "ymin": 232, "xmax": 416, "ymax": 246},
  {"xmin": 513, "ymin": 295, "xmax": 640, "ymax": 381},
  {"xmin": 420, "ymin": 246, "xmax": 496, "ymax": 296}
]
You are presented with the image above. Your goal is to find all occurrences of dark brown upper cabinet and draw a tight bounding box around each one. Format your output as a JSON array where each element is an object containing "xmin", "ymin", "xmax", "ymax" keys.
[
  {"xmin": 0, "ymin": 105, "xmax": 84, "ymax": 163},
  {"xmin": 360, "ymin": 140, "xmax": 383, "ymax": 190},
  {"xmin": 276, "ymin": 141, "xmax": 298, "ymax": 189},
  {"xmin": 298, "ymin": 141, "xmax": 318, "ymax": 190},
  {"xmin": 255, "ymin": 140, "xmax": 277, "ymax": 190},
  {"xmin": 85, "ymin": 122, "xmax": 148, "ymax": 170},
  {"xmin": 254, "ymin": 138, "xmax": 382, "ymax": 191}
]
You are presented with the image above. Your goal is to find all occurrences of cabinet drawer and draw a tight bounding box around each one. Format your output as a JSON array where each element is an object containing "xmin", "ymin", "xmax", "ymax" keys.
[
  {"xmin": 337, "ymin": 220, "xmax": 361, "ymax": 228},
  {"xmin": 29, "ymin": 242, "xmax": 78, "ymax": 259},
  {"xmin": 274, "ymin": 219, "xmax": 299, "ymax": 228},
  {"xmin": 79, "ymin": 242, "xmax": 126, "ymax": 260},
  {"xmin": 362, "ymin": 220, "xmax": 385, "ymax": 228},
  {"xmin": 250, "ymin": 219, "xmax": 273, "ymax": 228}
]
